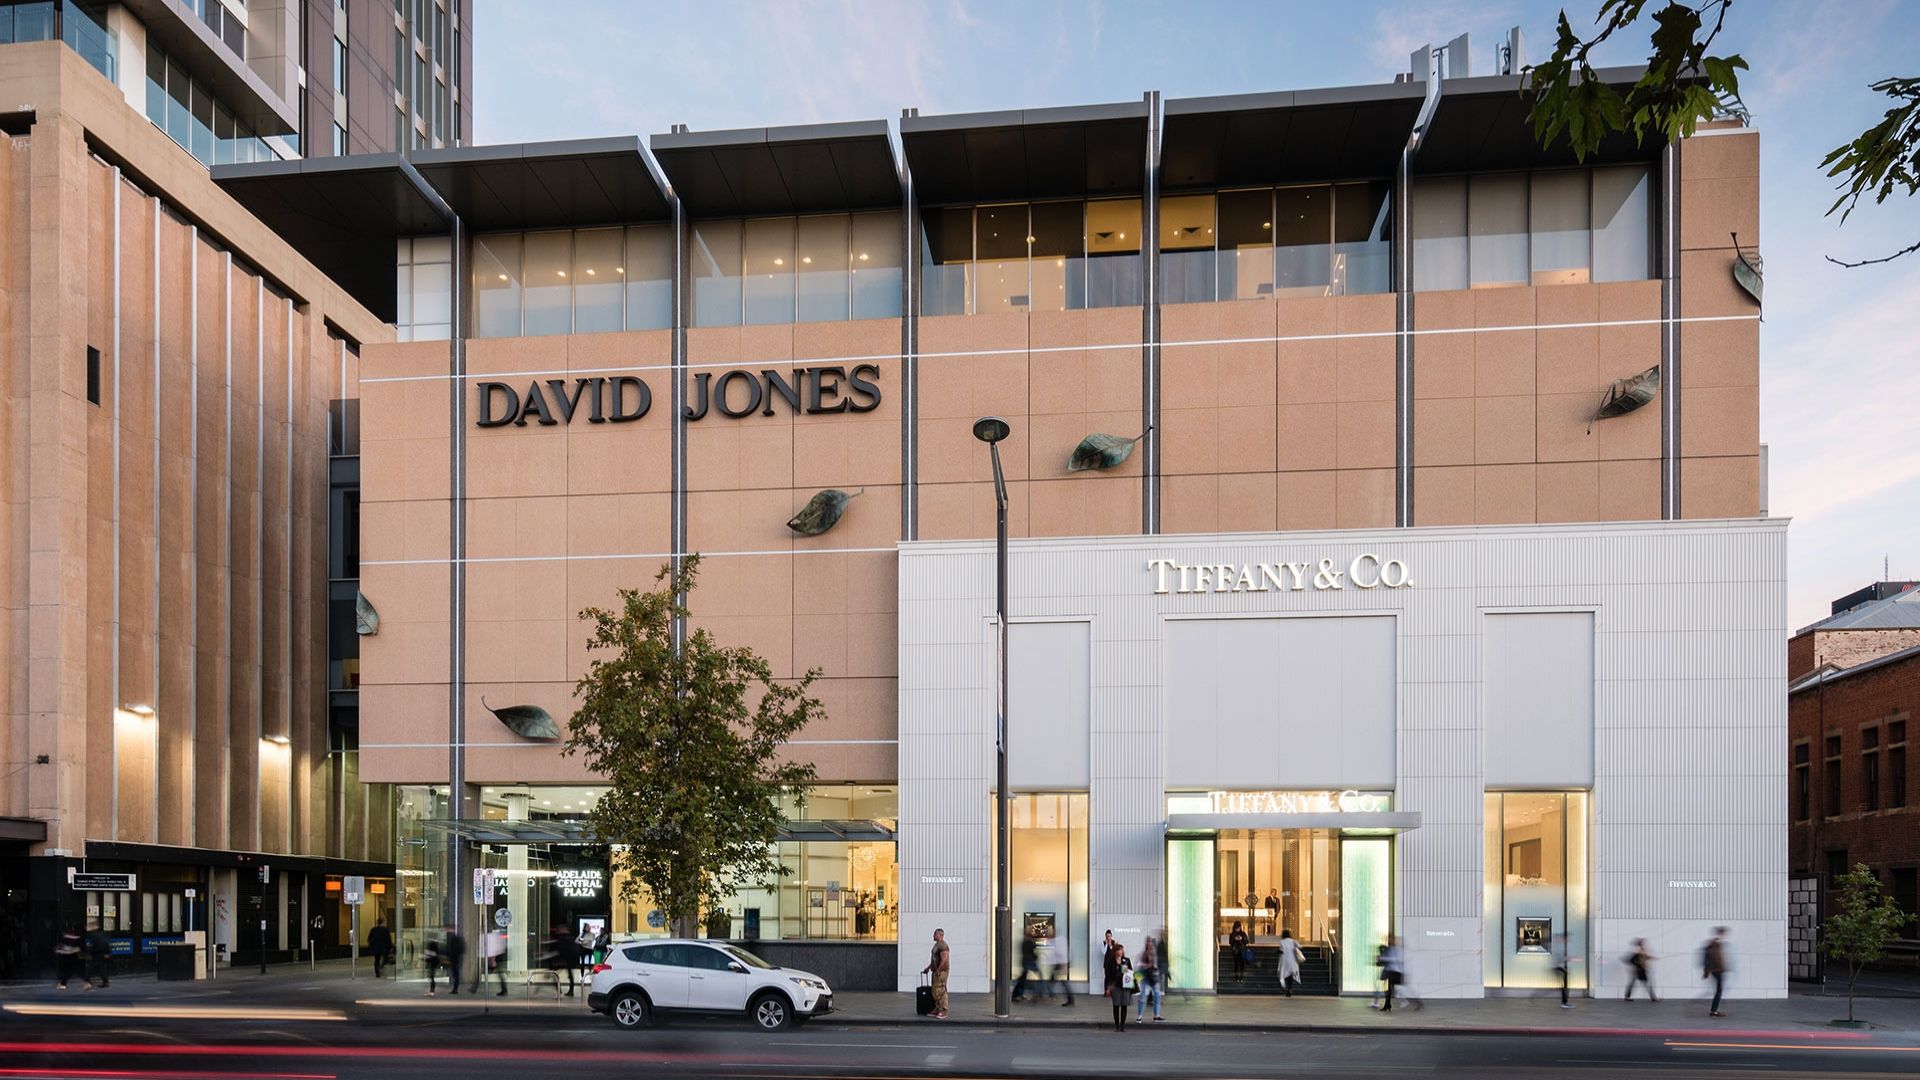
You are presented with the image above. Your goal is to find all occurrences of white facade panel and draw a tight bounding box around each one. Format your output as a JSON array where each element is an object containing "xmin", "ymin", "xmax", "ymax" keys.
[
  {"xmin": 897, "ymin": 519, "xmax": 1789, "ymax": 999},
  {"xmin": 1007, "ymin": 620, "xmax": 1091, "ymax": 790}
]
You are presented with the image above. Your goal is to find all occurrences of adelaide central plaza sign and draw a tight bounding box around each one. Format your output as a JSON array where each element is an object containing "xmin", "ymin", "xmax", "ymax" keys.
[{"xmin": 476, "ymin": 364, "xmax": 884, "ymax": 427}]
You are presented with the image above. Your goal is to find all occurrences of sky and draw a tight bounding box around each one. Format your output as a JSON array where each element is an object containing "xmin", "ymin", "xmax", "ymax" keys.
[{"xmin": 476, "ymin": 0, "xmax": 1920, "ymax": 630}]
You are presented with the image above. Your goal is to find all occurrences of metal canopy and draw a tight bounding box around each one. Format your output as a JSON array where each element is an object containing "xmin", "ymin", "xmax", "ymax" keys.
[
  {"xmin": 902, "ymin": 100, "xmax": 1149, "ymax": 206},
  {"xmin": 651, "ymin": 121, "xmax": 900, "ymax": 218},
  {"xmin": 1165, "ymin": 812, "xmax": 1422, "ymax": 834},
  {"xmin": 1162, "ymin": 82, "xmax": 1426, "ymax": 189},
  {"xmin": 212, "ymin": 155, "xmax": 451, "ymax": 322},
  {"xmin": 411, "ymin": 138, "xmax": 673, "ymax": 231},
  {"xmin": 1415, "ymin": 67, "xmax": 1658, "ymax": 174},
  {"xmin": 0, "ymin": 816, "xmax": 47, "ymax": 844},
  {"xmin": 420, "ymin": 818, "xmax": 895, "ymax": 845}
]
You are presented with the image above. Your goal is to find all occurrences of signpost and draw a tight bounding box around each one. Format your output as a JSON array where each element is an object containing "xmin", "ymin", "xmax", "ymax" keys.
[
  {"xmin": 69, "ymin": 871, "xmax": 137, "ymax": 892},
  {"xmin": 344, "ymin": 875, "xmax": 365, "ymax": 979},
  {"xmin": 256, "ymin": 865, "xmax": 270, "ymax": 975}
]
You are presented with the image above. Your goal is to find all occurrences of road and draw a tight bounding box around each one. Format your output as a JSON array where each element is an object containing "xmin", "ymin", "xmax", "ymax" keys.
[{"xmin": 1, "ymin": 1011, "xmax": 1916, "ymax": 1080}]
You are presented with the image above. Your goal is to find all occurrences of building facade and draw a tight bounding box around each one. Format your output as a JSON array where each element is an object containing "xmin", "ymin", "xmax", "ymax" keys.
[
  {"xmin": 1787, "ymin": 585, "xmax": 1920, "ymax": 977},
  {"xmin": 0, "ymin": 37, "xmax": 397, "ymax": 977},
  {"xmin": 221, "ymin": 54, "xmax": 1779, "ymax": 997}
]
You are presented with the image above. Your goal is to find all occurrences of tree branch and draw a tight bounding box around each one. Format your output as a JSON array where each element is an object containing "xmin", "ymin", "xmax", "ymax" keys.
[{"xmin": 1824, "ymin": 238, "xmax": 1920, "ymax": 268}]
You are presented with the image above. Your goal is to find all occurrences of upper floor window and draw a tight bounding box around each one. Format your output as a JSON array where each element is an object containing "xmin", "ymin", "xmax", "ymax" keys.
[
  {"xmin": 395, "ymin": 237, "xmax": 452, "ymax": 341},
  {"xmin": 921, "ymin": 199, "xmax": 1143, "ymax": 316},
  {"xmin": 1890, "ymin": 721, "xmax": 1908, "ymax": 809},
  {"xmin": 1412, "ymin": 165, "xmax": 1652, "ymax": 291},
  {"xmin": 1792, "ymin": 742, "xmax": 1811, "ymax": 822},
  {"xmin": 1863, "ymin": 726, "xmax": 1881, "ymax": 811},
  {"xmin": 1160, "ymin": 182, "xmax": 1391, "ymax": 304},
  {"xmin": 692, "ymin": 211, "xmax": 903, "ymax": 327},
  {"xmin": 471, "ymin": 225, "xmax": 675, "ymax": 338},
  {"xmin": 143, "ymin": 41, "xmax": 279, "ymax": 167},
  {"xmin": 1825, "ymin": 734, "xmax": 1844, "ymax": 817}
]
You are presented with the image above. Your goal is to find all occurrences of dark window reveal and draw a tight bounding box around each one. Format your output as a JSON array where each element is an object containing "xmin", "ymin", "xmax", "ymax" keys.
[
  {"xmin": 1826, "ymin": 735, "xmax": 1844, "ymax": 817},
  {"xmin": 1864, "ymin": 727, "xmax": 1881, "ymax": 811},
  {"xmin": 1891, "ymin": 722, "xmax": 1908, "ymax": 809},
  {"xmin": 86, "ymin": 346, "xmax": 100, "ymax": 405},
  {"xmin": 1793, "ymin": 742, "xmax": 1811, "ymax": 823}
]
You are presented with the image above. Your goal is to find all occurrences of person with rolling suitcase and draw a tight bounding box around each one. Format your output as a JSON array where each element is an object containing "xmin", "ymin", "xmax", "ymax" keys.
[{"xmin": 918, "ymin": 928, "xmax": 949, "ymax": 1019}]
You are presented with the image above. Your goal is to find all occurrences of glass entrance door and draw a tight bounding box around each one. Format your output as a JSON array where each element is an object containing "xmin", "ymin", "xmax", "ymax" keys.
[{"xmin": 1214, "ymin": 829, "xmax": 1341, "ymax": 947}]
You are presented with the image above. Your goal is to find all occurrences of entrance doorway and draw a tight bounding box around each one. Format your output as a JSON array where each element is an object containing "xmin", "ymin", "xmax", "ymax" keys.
[{"xmin": 1167, "ymin": 829, "xmax": 1392, "ymax": 996}]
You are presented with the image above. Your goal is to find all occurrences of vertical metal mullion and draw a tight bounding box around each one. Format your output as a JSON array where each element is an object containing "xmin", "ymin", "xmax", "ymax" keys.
[
  {"xmin": 670, "ymin": 198, "xmax": 688, "ymax": 651},
  {"xmin": 1142, "ymin": 90, "xmax": 1162, "ymax": 535},
  {"xmin": 901, "ymin": 170, "xmax": 919, "ymax": 541},
  {"xmin": 222, "ymin": 251, "xmax": 233, "ymax": 847},
  {"xmin": 188, "ymin": 228, "xmax": 199, "ymax": 849},
  {"xmin": 1660, "ymin": 142, "xmax": 1681, "ymax": 520},
  {"xmin": 445, "ymin": 213, "xmax": 468, "ymax": 932},
  {"xmin": 151, "ymin": 196, "xmax": 162, "ymax": 835}
]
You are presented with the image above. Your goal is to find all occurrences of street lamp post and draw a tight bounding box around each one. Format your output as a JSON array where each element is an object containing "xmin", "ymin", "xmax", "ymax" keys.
[{"xmin": 972, "ymin": 415, "xmax": 1013, "ymax": 1019}]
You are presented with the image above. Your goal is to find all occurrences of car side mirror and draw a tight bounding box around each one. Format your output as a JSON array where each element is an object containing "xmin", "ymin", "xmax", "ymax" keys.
[{"xmin": 728, "ymin": 962, "xmax": 747, "ymax": 973}]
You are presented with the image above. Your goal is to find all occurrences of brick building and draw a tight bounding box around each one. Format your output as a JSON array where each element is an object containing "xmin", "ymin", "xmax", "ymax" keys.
[{"xmin": 1787, "ymin": 586, "xmax": 1920, "ymax": 975}]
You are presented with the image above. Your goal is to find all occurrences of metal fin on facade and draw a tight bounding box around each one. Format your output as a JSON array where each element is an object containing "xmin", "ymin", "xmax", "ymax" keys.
[
  {"xmin": 787, "ymin": 488, "xmax": 863, "ymax": 536},
  {"xmin": 1068, "ymin": 430, "xmax": 1148, "ymax": 472},
  {"xmin": 483, "ymin": 698, "xmax": 562, "ymax": 741}
]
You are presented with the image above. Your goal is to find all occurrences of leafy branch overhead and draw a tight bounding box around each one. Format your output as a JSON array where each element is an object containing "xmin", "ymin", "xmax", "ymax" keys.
[
  {"xmin": 564, "ymin": 556, "xmax": 822, "ymax": 936},
  {"xmin": 1525, "ymin": 0, "xmax": 1745, "ymax": 160},
  {"xmin": 1530, "ymin": 2, "xmax": 1917, "ymax": 266}
]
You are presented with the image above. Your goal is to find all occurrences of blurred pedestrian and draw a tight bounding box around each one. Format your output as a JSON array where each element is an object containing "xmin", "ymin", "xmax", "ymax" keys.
[
  {"xmin": 442, "ymin": 926, "xmax": 467, "ymax": 995},
  {"xmin": 1624, "ymin": 938, "xmax": 1658, "ymax": 1001},
  {"xmin": 1228, "ymin": 921, "xmax": 1249, "ymax": 981},
  {"xmin": 53, "ymin": 927, "xmax": 85, "ymax": 989},
  {"xmin": 1134, "ymin": 935, "xmax": 1161, "ymax": 1022},
  {"xmin": 1012, "ymin": 927, "xmax": 1040, "ymax": 1003},
  {"xmin": 1378, "ymin": 936, "xmax": 1405, "ymax": 1012},
  {"xmin": 422, "ymin": 934, "xmax": 444, "ymax": 995},
  {"xmin": 1104, "ymin": 941, "xmax": 1133, "ymax": 1032},
  {"xmin": 552, "ymin": 925, "xmax": 579, "ymax": 996},
  {"xmin": 1156, "ymin": 926, "xmax": 1185, "ymax": 1002},
  {"xmin": 1276, "ymin": 929, "xmax": 1303, "ymax": 998},
  {"xmin": 919, "ymin": 928, "xmax": 950, "ymax": 1019},
  {"xmin": 83, "ymin": 922, "xmax": 112, "ymax": 988},
  {"xmin": 1701, "ymin": 927, "xmax": 1730, "ymax": 1017},
  {"xmin": 472, "ymin": 929, "xmax": 507, "ymax": 996},
  {"xmin": 1048, "ymin": 935, "xmax": 1074, "ymax": 1006},
  {"xmin": 368, "ymin": 919, "xmax": 393, "ymax": 978}
]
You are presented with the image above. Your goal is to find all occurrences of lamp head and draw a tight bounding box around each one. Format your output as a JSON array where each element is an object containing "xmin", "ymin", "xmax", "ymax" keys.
[{"xmin": 972, "ymin": 416, "xmax": 1011, "ymax": 444}]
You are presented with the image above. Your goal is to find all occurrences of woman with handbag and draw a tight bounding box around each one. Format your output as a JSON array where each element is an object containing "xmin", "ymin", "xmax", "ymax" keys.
[
  {"xmin": 1103, "ymin": 941, "xmax": 1134, "ymax": 1032},
  {"xmin": 1276, "ymin": 929, "xmax": 1303, "ymax": 998},
  {"xmin": 1227, "ymin": 921, "xmax": 1249, "ymax": 981}
]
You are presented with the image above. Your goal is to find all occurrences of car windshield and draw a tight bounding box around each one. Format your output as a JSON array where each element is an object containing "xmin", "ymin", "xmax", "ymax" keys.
[{"xmin": 721, "ymin": 945, "xmax": 776, "ymax": 970}]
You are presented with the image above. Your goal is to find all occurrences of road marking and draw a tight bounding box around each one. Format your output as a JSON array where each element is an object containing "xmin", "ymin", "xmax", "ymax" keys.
[
  {"xmin": 768, "ymin": 1042, "xmax": 956, "ymax": 1049},
  {"xmin": 1667, "ymin": 1041, "xmax": 1920, "ymax": 1053},
  {"xmin": 926, "ymin": 1052, "xmax": 953, "ymax": 1067}
]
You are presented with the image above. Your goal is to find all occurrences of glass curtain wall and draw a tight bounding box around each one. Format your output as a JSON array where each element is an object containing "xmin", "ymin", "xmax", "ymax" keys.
[
  {"xmin": 1413, "ymin": 166, "xmax": 1654, "ymax": 290},
  {"xmin": 142, "ymin": 41, "xmax": 277, "ymax": 166},
  {"xmin": 992, "ymin": 793, "xmax": 1090, "ymax": 980},
  {"xmin": 1159, "ymin": 183, "xmax": 1392, "ymax": 303},
  {"xmin": 919, "ymin": 200, "xmax": 1143, "ymax": 315},
  {"xmin": 394, "ymin": 785, "xmax": 450, "ymax": 977},
  {"xmin": 472, "ymin": 227, "xmax": 675, "ymax": 337},
  {"xmin": 1481, "ymin": 791, "xmax": 1590, "ymax": 990},
  {"xmin": 691, "ymin": 211, "xmax": 904, "ymax": 327}
]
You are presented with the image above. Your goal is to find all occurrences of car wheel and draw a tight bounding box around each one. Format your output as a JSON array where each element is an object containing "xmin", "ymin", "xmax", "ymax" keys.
[
  {"xmin": 750, "ymin": 991, "xmax": 792, "ymax": 1031},
  {"xmin": 609, "ymin": 989, "xmax": 652, "ymax": 1030}
]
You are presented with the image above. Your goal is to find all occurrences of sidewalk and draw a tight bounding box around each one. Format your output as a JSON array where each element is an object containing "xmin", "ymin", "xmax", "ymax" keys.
[{"xmin": 5, "ymin": 960, "xmax": 1916, "ymax": 1037}]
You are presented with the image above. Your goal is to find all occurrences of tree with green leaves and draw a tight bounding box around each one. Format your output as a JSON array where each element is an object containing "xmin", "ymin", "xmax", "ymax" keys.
[
  {"xmin": 1823, "ymin": 863, "xmax": 1908, "ymax": 1024},
  {"xmin": 1526, "ymin": 0, "xmax": 1918, "ymax": 266},
  {"xmin": 565, "ymin": 556, "xmax": 822, "ymax": 939}
]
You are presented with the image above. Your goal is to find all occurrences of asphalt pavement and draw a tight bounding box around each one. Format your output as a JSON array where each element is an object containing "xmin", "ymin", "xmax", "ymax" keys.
[{"xmin": 1, "ymin": 961, "xmax": 1916, "ymax": 1079}]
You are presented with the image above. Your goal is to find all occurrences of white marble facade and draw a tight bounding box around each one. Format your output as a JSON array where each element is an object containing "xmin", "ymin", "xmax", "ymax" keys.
[{"xmin": 896, "ymin": 518, "xmax": 1788, "ymax": 998}]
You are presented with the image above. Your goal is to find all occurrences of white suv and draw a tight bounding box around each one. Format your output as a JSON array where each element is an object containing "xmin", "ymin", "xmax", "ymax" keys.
[{"xmin": 588, "ymin": 939, "xmax": 833, "ymax": 1031}]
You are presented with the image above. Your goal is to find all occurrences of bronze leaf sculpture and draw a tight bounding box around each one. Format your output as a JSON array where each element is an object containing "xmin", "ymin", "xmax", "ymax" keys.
[
  {"xmin": 1731, "ymin": 231, "xmax": 1763, "ymax": 311},
  {"xmin": 1068, "ymin": 428, "xmax": 1151, "ymax": 472},
  {"xmin": 788, "ymin": 488, "xmax": 863, "ymax": 536},
  {"xmin": 1588, "ymin": 364, "xmax": 1661, "ymax": 433},
  {"xmin": 484, "ymin": 698, "xmax": 561, "ymax": 741},
  {"xmin": 354, "ymin": 591, "xmax": 379, "ymax": 636}
]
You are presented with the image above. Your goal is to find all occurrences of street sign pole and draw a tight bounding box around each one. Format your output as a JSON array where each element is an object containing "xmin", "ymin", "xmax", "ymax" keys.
[{"xmin": 351, "ymin": 905, "xmax": 359, "ymax": 981}]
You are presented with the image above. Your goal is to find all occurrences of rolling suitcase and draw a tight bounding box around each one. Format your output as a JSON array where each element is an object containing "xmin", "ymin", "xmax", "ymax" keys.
[{"xmin": 916, "ymin": 974, "xmax": 936, "ymax": 1016}]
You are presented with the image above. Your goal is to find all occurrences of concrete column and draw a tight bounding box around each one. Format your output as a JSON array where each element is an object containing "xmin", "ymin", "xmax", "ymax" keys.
[{"xmin": 504, "ymin": 792, "xmax": 530, "ymax": 974}]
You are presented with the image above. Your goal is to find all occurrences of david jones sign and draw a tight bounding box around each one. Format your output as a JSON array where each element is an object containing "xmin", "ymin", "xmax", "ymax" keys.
[
  {"xmin": 476, "ymin": 364, "xmax": 883, "ymax": 427},
  {"xmin": 1147, "ymin": 554, "xmax": 1411, "ymax": 595}
]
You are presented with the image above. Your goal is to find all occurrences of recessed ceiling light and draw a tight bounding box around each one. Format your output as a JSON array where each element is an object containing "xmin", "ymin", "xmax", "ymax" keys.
[
  {"xmin": 857, "ymin": 252, "xmax": 869, "ymax": 261},
  {"xmin": 557, "ymin": 270, "xmax": 567, "ymax": 278},
  {"xmin": 497, "ymin": 273, "xmax": 508, "ymax": 281},
  {"xmin": 615, "ymin": 266, "xmax": 625, "ymax": 273},
  {"xmin": 774, "ymin": 258, "xmax": 784, "ymax": 266},
  {"xmin": 585, "ymin": 268, "xmax": 596, "ymax": 275},
  {"xmin": 801, "ymin": 256, "xmax": 812, "ymax": 264}
]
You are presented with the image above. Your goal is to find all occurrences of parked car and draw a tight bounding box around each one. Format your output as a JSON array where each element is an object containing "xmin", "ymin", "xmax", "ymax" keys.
[{"xmin": 587, "ymin": 939, "xmax": 833, "ymax": 1031}]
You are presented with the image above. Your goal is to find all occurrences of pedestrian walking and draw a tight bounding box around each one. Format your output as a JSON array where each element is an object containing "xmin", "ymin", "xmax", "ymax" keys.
[
  {"xmin": 1378, "ymin": 936, "xmax": 1406, "ymax": 1012},
  {"xmin": 422, "ymin": 934, "xmax": 444, "ymax": 995},
  {"xmin": 1134, "ymin": 935, "xmax": 1162, "ymax": 1021},
  {"xmin": 368, "ymin": 919, "xmax": 393, "ymax": 978},
  {"xmin": 1227, "ymin": 921, "xmax": 1249, "ymax": 981},
  {"xmin": 53, "ymin": 928, "xmax": 85, "ymax": 989},
  {"xmin": 442, "ymin": 927, "xmax": 467, "ymax": 995},
  {"xmin": 1275, "ymin": 929, "xmax": 1303, "ymax": 998},
  {"xmin": 1012, "ymin": 927, "xmax": 1040, "ymax": 1003},
  {"xmin": 1701, "ymin": 927, "xmax": 1730, "ymax": 1017},
  {"xmin": 552, "ymin": 925, "xmax": 579, "ymax": 996},
  {"xmin": 919, "ymin": 928, "xmax": 950, "ymax": 1019},
  {"xmin": 1048, "ymin": 934, "xmax": 1074, "ymax": 1005},
  {"xmin": 83, "ymin": 922, "xmax": 112, "ymax": 988},
  {"xmin": 1623, "ymin": 938, "xmax": 1658, "ymax": 1001},
  {"xmin": 1553, "ymin": 932, "xmax": 1573, "ymax": 1009},
  {"xmin": 471, "ymin": 929, "xmax": 507, "ymax": 996},
  {"xmin": 1103, "ymin": 941, "xmax": 1134, "ymax": 1032}
]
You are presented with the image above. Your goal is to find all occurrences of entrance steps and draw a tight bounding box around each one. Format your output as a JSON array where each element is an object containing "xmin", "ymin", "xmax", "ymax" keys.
[{"xmin": 1216, "ymin": 943, "xmax": 1338, "ymax": 996}]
